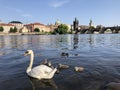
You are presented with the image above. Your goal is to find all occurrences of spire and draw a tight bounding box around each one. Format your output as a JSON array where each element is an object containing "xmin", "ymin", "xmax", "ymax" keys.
[
  {"xmin": 89, "ymin": 19, "xmax": 93, "ymax": 27},
  {"xmin": 75, "ymin": 17, "xmax": 78, "ymax": 22}
]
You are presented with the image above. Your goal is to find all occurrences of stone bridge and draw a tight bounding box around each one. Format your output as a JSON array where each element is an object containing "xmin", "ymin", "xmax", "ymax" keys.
[
  {"xmin": 78, "ymin": 26, "xmax": 120, "ymax": 34},
  {"xmin": 72, "ymin": 18, "xmax": 120, "ymax": 34}
]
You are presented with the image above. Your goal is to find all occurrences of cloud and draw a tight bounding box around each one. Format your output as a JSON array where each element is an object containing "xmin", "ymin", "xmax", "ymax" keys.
[
  {"xmin": 21, "ymin": 14, "xmax": 32, "ymax": 18},
  {"xmin": 50, "ymin": 0, "xmax": 70, "ymax": 8}
]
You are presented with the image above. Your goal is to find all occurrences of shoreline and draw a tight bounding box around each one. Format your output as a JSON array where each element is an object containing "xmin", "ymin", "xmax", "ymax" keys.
[
  {"xmin": 0, "ymin": 32, "xmax": 47, "ymax": 36},
  {"xmin": 0, "ymin": 32, "xmax": 119, "ymax": 36},
  {"xmin": 0, "ymin": 33, "xmax": 22, "ymax": 36}
]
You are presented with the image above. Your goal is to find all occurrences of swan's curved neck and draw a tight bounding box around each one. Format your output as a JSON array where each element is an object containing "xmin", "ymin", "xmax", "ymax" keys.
[{"xmin": 27, "ymin": 51, "xmax": 34, "ymax": 72}]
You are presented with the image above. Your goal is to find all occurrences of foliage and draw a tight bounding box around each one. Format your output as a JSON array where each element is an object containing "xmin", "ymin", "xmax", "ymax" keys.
[
  {"xmin": 9, "ymin": 27, "xmax": 17, "ymax": 33},
  {"xmin": 89, "ymin": 26, "xmax": 95, "ymax": 30},
  {"xmin": 96, "ymin": 25, "xmax": 103, "ymax": 30},
  {"xmin": 55, "ymin": 24, "xmax": 69, "ymax": 34},
  {"xmin": 0, "ymin": 26, "xmax": 4, "ymax": 32},
  {"xmin": 34, "ymin": 28, "xmax": 40, "ymax": 32},
  {"xmin": 14, "ymin": 27, "xmax": 17, "ymax": 32},
  {"xmin": 9, "ymin": 27, "xmax": 13, "ymax": 33}
]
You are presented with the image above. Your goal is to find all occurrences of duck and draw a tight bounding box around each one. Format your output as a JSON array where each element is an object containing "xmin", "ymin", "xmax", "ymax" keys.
[
  {"xmin": 74, "ymin": 66, "xmax": 84, "ymax": 72},
  {"xmin": 40, "ymin": 59, "xmax": 52, "ymax": 67},
  {"xmin": 24, "ymin": 50, "xmax": 57, "ymax": 80},
  {"xmin": 41, "ymin": 59, "xmax": 60, "ymax": 74},
  {"xmin": 40, "ymin": 58, "xmax": 48, "ymax": 65},
  {"xmin": 58, "ymin": 63, "xmax": 69, "ymax": 69},
  {"xmin": 61, "ymin": 52, "xmax": 69, "ymax": 57}
]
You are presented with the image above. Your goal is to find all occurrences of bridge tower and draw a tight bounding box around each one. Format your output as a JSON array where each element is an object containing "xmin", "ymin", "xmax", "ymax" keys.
[
  {"xmin": 89, "ymin": 19, "xmax": 93, "ymax": 27},
  {"xmin": 73, "ymin": 17, "xmax": 79, "ymax": 34},
  {"xmin": 88, "ymin": 19, "xmax": 94, "ymax": 34}
]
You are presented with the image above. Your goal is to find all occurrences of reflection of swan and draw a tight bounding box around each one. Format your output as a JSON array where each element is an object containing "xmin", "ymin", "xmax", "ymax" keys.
[
  {"xmin": 29, "ymin": 78, "xmax": 58, "ymax": 90},
  {"xmin": 24, "ymin": 50, "xmax": 57, "ymax": 80}
]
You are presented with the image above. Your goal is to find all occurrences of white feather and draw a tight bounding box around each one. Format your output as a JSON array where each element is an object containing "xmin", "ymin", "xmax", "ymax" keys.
[{"xmin": 25, "ymin": 50, "xmax": 57, "ymax": 80}]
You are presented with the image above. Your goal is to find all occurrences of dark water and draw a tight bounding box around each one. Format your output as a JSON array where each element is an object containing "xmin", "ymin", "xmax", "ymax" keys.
[{"xmin": 0, "ymin": 34, "xmax": 120, "ymax": 90}]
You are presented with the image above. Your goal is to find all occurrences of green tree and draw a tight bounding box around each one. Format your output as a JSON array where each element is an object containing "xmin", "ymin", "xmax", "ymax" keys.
[
  {"xmin": 9, "ymin": 27, "xmax": 14, "ymax": 33},
  {"xmin": 89, "ymin": 26, "xmax": 95, "ymax": 30},
  {"xmin": 9, "ymin": 27, "xmax": 17, "ymax": 33},
  {"xmin": 0, "ymin": 26, "xmax": 4, "ymax": 32},
  {"xmin": 96, "ymin": 25, "xmax": 103, "ymax": 30},
  {"xmin": 55, "ymin": 24, "xmax": 68, "ymax": 34},
  {"xmin": 34, "ymin": 28, "xmax": 40, "ymax": 32},
  {"xmin": 13, "ymin": 27, "xmax": 17, "ymax": 33}
]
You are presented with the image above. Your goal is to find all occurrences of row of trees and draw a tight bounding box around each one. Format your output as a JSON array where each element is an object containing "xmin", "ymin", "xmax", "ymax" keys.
[{"xmin": 9, "ymin": 27, "xmax": 17, "ymax": 33}]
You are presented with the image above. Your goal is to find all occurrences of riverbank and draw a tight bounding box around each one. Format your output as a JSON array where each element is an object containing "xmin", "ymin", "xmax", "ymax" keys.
[
  {"xmin": 0, "ymin": 33, "xmax": 22, "ymax": 36},
  {"xmin": 0, "ymin": 32, "xmax": 49, "ymax": 36}
]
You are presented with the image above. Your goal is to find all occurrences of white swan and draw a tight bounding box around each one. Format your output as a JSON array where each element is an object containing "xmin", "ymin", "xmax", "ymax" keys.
[{"xmin": 24, "ymin": 50, "xmax": 57, "ymax": 80}]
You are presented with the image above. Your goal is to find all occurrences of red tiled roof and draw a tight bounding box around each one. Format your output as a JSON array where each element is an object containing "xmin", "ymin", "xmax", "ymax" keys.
[
  {"xmin": 26, "ymin": 22, "xmax": 45, "ymax": 26},
  {"xmin": 34, "ymin": 22, "xmax": 44, "ymax": 25},
  {"xmin": 0, "ymin": 23, "xmax": 14, "ymax": 26}
]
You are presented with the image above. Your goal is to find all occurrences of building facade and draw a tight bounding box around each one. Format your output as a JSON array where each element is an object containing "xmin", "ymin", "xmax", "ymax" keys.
[
  {"xmin": 0, "ymin": 23, "xmax": 14, "ymax": 33},
  {"xmin": 9, "ymin": 21, "xmax": 24, "ymax": 32},
  {"xmin": 25, "ymin": 22, "xmax": 51, "ymax": 32}
]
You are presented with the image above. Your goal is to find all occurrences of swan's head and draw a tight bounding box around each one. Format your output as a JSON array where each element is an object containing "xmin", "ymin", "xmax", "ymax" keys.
[{"xmin": 24, "ymin": 50, "xmax": 33, "ymax": 56}]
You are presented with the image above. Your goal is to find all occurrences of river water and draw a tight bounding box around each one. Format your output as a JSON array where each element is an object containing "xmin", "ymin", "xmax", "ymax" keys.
[{"xmin": 0, "ymin": 34, "xmax": 120, "ymax": 90}]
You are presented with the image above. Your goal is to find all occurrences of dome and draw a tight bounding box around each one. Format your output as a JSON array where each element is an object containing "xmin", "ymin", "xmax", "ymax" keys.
[
  {"xmin": 55, "ymin": 19, "xmax": 61, "ymax": 25},
  {"xmin": 9, "ymin": 21, "xmax": 23, "ymax": 24}
]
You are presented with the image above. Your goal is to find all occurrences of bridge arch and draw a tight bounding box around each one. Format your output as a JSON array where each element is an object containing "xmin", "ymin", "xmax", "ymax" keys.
[{"xmin": 104, "ymin": 29, "xmax": 112, "ymax": 33}]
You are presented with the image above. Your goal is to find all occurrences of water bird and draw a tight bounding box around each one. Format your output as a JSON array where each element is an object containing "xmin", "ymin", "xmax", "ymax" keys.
[
  {"xmin": 24, "ymin": 50, "xmax": 57, "ymax": 80},
  {"xmin": 74, "ymin": 66, "xmax": 84, "ymax": 72},
  {"xmin": 40, "ymin": 58, "xmax": 48, "ymax": 65},
  {"xmin": 41, "ymin": 59, "xmax": 53, "ymax": 68},
  {"xmin": 58, "ymin": 63, "xmax": 69, "ymax": 69},
  {"xmin": 41, "ymin": 59, "xmax": 60, "ymax": 74},
  {"xmin": 61, "ymin": 52, "xmax": 69, "ymax": 57}
]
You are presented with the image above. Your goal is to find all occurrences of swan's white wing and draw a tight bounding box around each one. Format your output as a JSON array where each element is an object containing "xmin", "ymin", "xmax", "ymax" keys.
[
  {"xmin": 27, "ymin": 65, "xmax": 53, "ymax": 79},
  {"xmin": 33, "ymin": 65, "xmax": 53, "ymax": 73}
]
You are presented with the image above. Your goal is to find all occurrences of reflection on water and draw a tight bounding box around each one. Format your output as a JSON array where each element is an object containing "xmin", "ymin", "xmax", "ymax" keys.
[
  {"xmin": 0, "ymin": 34, "xmax": 120, "ymax": 51},
  {"xmin": 0, "ymin": 34, "xmax": 120, "ymax": 90},
  {"xmin": 29, "ymin": 78, "xmax": 58, "ymax": 90},
  {"xmin": 73, "ymin": 34, "xmax": 79, "ymax": 49}
]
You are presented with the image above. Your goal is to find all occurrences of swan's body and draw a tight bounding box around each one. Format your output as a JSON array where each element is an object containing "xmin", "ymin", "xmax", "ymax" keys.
[{"xmin": 24, "ymin": 50, "xmax": 57, "ymax": 80}]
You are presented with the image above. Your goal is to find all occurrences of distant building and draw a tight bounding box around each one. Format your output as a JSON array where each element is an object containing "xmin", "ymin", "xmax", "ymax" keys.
[
  {"xmin": 55, "ymin": 19, "xmax": 61, "ymax": 26},
  {"xmin": 48, "ymin": 24, "xmax": 56, "ymax": 32},
  {"xmin": 19, "ymin": 26, "xmax": 29, "ymax": 33},
  {"xmin": 0, "ymin": 23, "xmax": 14, "ymax": 33},
  {"xmin": 47, "ymin": 19, "xmax": 61, "ymax": 32},
  {"xmin": 9, "ymin": 21, "xmax": 24, "ymax": 32},
  {"xmin": 25, "ymin": 22, "xmax": 51, "ymax": 32}
]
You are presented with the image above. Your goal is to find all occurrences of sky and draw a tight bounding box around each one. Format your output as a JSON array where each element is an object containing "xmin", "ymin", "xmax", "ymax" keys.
[{"xmin": 0, "ymin": 0, "xmax": 120, "ymax": 26}]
